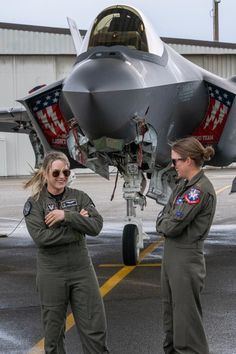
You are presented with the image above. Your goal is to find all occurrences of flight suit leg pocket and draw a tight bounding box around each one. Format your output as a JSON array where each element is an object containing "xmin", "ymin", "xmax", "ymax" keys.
[
  {"xmin": 70, "ymin": 265, "xmax": 106, "ymax": 330},
  {"xmin": 36, "ymin": 273, "xmax": 67, "ymax": 306}
]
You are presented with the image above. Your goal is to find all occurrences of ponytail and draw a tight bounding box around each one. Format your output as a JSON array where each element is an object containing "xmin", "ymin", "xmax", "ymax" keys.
[{"xmin": 24, "ymin": 167, "xmax": 46, "ymax": 200}]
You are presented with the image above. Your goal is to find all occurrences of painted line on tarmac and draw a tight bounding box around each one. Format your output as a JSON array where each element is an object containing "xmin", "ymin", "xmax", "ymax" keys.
[
  {"xmin": 0, "ymin": 217, "xmax": 22, "ymax": 221},
  {"xmin": 28, "ymin": 238, "xmax": 163, "ymax": 353},
  {"xmin": 98, "ymin": 239, "xmax": 163, "ymax": 298},
  {"xmin": 216, "ymin": 185, "xmax": 230, "ymax": 195},
  {"xmin": 99, "ymin": 263, "xmax": 161, "ymax": 267}
]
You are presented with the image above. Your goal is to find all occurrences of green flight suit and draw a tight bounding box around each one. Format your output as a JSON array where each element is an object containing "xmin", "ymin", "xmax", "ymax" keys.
[
  {"xmin": 24, "ymin": 186, "xmax": 109, "ymax": 354},
  {"xmin": 156, "ymin": 170, "xmax": 216, "ymax": 354}
]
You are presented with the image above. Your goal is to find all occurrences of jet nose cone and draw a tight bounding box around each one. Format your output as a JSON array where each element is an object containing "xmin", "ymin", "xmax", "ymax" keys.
[
  {"xmin": 64, "ymin": 51, "xmax": 143, "ymax": 93},
  {"xmin": 62, "ymin": 52, "xmax": 146, "ymax": 141}
]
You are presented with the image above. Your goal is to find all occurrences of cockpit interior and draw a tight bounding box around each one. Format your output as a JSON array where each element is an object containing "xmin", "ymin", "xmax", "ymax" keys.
[{"xmin": 88, "ymin": 6, "xmax": 148, "ymax": 52}]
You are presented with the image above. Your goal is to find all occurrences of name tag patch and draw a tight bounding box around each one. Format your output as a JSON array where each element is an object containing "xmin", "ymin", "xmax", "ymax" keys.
[{"xmin": 61, "ymin": 199, "xmax": 78, "ymax": 209}]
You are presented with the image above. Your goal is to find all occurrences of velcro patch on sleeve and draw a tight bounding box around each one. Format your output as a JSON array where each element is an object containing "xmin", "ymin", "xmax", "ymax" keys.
[
  {"xmin": 184, "ymin": 188, "xmax": 201, "ymax": 204},
  {"xmin": 175, "ymin": 211, "xmax": 185, "ymax": 218},
  {"xmin": 175, "ymin": 197, "xmax": 184, "ymax": 205},
  {"xmin": 23, "ymin": 201, "xmax": 32, "ymax": 216}
]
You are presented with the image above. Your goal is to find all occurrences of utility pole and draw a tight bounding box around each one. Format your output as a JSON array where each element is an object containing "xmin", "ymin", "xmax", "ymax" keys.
[{"xmin": 213, "ymin": 0, "xmax": 221, "ymax": 41}]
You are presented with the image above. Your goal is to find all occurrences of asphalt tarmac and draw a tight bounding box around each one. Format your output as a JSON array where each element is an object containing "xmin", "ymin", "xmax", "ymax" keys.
[{"xmin": 0, "ymin": 169, "xmax": 236, "ymax": 354}]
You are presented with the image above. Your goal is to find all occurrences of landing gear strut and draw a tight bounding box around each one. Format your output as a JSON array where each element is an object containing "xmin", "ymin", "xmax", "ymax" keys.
[{"xmin": 122, "ymin": 163, "xmax": 148, "ymax": 265}]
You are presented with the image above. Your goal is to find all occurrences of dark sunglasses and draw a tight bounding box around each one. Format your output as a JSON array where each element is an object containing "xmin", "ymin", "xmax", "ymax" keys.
[
  {"xmin": 172, "ymin": 158, "xmax": 185, "ymax": 166},
  {"xmin": 51, "ymin": 169, "xmax": 71, "ymax": 178}
]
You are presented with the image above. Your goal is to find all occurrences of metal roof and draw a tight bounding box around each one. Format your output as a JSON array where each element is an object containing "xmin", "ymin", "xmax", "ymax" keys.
[
  {"xmin": 164, "ymin": 37, "xmax": 236, "ymax": 55},
  {"xmin": 1, "ymin": 22, "xmax": 236, "ymax": 55}
]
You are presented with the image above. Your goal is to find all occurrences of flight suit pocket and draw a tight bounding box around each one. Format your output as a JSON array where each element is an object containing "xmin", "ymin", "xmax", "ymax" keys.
[
  {"xmin": 72, "ymin": 266, "xmax": 104, "ymax": 321},
  {"xmin": 36, "ymin": 274, "xmax": 67, "ymax": 306}
]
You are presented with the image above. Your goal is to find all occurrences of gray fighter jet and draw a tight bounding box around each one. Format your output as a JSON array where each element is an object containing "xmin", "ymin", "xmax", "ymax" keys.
[{"xmin": 1, "ymin": 5, "xmax": 236, "ymax": 265}]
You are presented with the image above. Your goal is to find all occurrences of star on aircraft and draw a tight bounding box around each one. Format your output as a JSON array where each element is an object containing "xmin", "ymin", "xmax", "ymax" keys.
[{"xmin": 1, "ymin": 4, "xmax": 236, "ymax": 265}]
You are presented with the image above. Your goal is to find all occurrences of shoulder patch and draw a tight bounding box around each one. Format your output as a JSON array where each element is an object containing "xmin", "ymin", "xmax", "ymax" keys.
[
  {"xmin": 23, "ymin": 201, "xmax": 32, "ymax": 216},
  {"xmin": 184, "ymin": 188, "xmax": 201, "ymax": 204}
]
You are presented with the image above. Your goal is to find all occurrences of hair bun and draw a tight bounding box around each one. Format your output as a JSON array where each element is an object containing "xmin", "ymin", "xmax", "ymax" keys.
[{"xmin": 203, "ymin": 146, "xmax": 215, "ymax": 161}]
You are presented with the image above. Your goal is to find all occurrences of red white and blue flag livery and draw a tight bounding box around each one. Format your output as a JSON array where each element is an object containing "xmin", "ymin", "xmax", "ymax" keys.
[
  {"xmin": 29, "ymin": 86, "xmax": 69, "ymax": 149},
  {"xmin": 193, "ymin": 82, "xmax": 235, "ymax": 145}
]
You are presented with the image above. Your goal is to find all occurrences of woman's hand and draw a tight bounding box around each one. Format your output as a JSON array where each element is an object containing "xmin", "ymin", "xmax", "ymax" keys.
[
  {"xmin": 80, "ymin": 208, "xmax": 89, "ymax": 217},
  {"xmin": 45, "ymin": 210, "xmax": 65, "ymax": 227}
]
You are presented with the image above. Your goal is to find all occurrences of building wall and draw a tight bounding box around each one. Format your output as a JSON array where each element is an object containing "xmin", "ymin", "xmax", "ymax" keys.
[
  {"xmin": 0, "ymin": 54, "xmax": 75, "ymax": 176},
  {"xmin": 184, "ymin": 54, "xmax": 236, "ymax": 79},
  {"xmin": 0, "ymin": 55, "xmax": 75, "ymax": 107},
  {"xmin": 0, "ymin": 132, "xmax": 34, "ymax": 176}
]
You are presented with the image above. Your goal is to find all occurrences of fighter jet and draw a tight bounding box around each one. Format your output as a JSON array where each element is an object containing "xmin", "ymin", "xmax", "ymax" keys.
[{"xmin": 1, "ymin": 4, "xmax": 236, "ymax": 265}]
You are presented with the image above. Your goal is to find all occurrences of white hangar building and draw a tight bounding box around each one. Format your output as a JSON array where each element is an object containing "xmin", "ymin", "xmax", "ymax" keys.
[{"xmin": 1, "ymin": 22, "xmax": 236, "ymax": 176}]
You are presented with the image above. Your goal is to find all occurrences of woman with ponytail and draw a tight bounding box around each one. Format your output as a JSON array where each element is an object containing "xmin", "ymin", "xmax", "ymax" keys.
[
  {"xmin": 23, "ymin": 151, "xmax": 109, "ymax": 354},
  {"xmin": 156, "ymin": 136, "xmax": 216, "ymax": 354}
]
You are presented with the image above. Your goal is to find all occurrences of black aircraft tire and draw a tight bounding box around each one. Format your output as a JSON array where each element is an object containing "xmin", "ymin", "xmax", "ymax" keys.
[{"xmin": 122, "ymin": 224, "xmax": 139, "ymax": 266}]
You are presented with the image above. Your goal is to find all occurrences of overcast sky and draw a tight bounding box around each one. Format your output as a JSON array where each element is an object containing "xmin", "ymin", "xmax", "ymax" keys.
[{"xmin": 1, "ymin": 0, "xmax": 235, "ymax": 43}]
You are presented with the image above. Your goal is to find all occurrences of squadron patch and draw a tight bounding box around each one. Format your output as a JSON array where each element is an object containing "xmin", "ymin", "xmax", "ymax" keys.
[
  {"xmin": 46, "ymin": 203, "xmax": 56, "ymax": 211},
  {"xmin": 175, "ymin": 197, "xmax": 184, "ymax": 205},
  {"xmin": 175, "ymin": 211, "xmax": 184, "ymax": 218},
  {"xmin": 184, "ymin": 188, "xmax": 201, "ymax": 204},
  {"xmin": 23, "ymin": 201, "xmax": 32, "ymax": 216}
]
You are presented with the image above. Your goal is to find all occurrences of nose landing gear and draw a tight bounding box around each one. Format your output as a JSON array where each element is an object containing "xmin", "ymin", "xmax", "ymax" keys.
[{"xmin": 122, "ymin": 163, "xmax": 148, "ymax": 265}]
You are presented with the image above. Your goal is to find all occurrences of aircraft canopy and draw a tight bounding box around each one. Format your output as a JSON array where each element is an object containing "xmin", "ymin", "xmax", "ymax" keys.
[{"xmin": 88, "ymin": 6, "xmax": 148, "ymax": 52}]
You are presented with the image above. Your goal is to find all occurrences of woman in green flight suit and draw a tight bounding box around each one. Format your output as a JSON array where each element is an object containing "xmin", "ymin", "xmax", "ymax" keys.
[
  {"xmin": 156, "ymin": 137, "xmax": 216, "ymax": 354},
  {"xmin": 23, "ymin": 151, "xmax": 109, "ymax": 354}
]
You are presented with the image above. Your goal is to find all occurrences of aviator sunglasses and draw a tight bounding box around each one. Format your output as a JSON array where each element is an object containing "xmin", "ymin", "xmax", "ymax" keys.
[
  {"xmin": 171, "ymin": 158, "xmax": 186, "ymax": 166},
  {"xmin": 51, "ymin": 169, "xmax": 71, "ymax": 178}
]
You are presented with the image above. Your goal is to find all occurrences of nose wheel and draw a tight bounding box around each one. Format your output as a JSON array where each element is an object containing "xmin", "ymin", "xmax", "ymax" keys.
[
  {"xmin": 122, "ymin": 224, "xmax": 139, "ymax": 265},
  {"xmin": 122, "ymin": 164, "xmax": 148, "ymax": 265}
]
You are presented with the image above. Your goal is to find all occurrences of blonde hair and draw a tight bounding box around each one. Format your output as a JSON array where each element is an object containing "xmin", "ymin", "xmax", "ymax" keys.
[
  {"xmin": 171, "ymin": 136, "xmax": 215, "ymax": 167},
  {"xmin": 24, "ymin": 151, "xmax": 70, "ymax": 199}
]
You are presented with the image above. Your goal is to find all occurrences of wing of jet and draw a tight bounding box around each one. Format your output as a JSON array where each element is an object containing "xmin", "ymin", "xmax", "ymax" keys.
[
  {"xmin": 2, "ymin": 4, "xmax": 236, "ymax": 265},
  {"xmin": 0, "ymin": 107, "xmax": 30, "ymax": 133}
]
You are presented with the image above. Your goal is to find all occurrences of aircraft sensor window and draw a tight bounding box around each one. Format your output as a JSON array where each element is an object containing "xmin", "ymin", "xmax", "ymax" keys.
[{"xmin": 88, "ymin": 7, "xmax": 148, "ymax": 52}]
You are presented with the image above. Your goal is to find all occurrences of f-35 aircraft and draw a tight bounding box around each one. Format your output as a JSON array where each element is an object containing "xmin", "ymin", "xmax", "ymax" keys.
[{"xmin": 1, "ymin": 5, "xmax": 236, "ymax": 265}]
